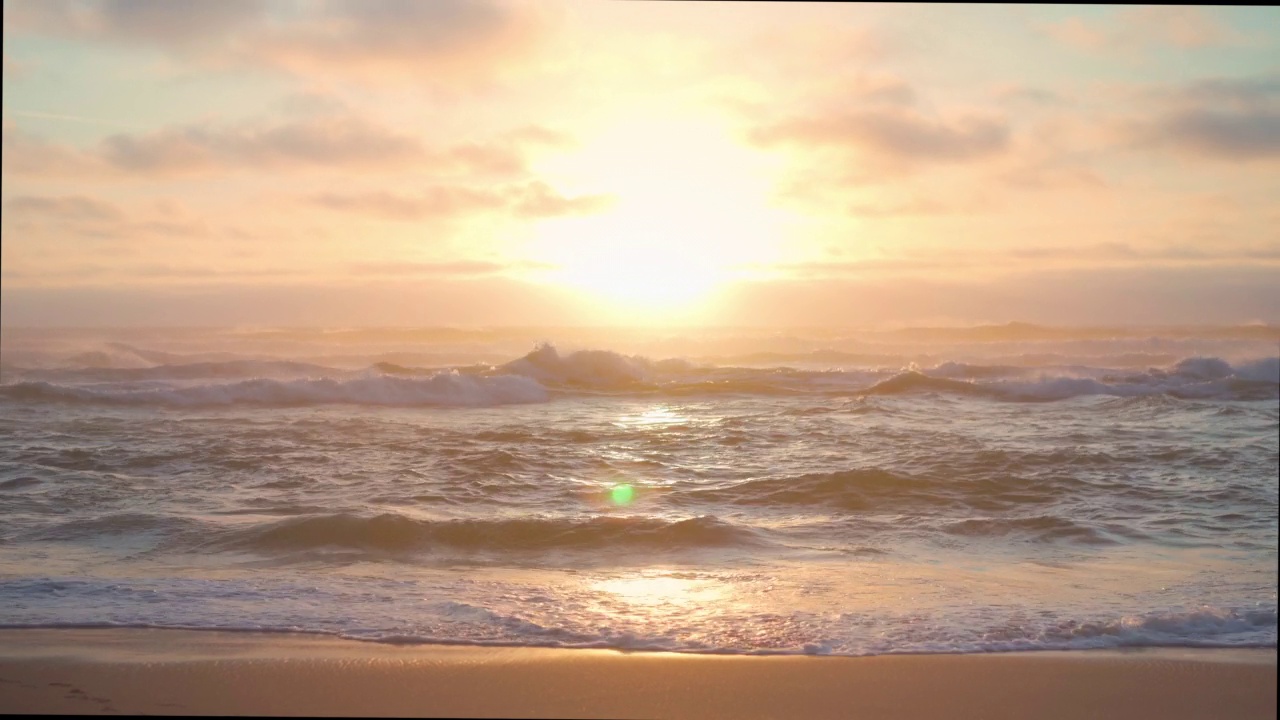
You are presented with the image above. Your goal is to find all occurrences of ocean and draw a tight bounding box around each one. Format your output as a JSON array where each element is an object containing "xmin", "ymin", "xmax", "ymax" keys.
[{"xmin": 0, "ymin": 325, "xmax": 1276, "ymax": 656}]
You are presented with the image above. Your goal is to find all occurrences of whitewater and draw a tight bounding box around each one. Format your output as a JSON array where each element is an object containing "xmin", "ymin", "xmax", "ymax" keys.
[{"xmin": 0, "ymin": 326, "xmax": 1276, "ymax": 656}]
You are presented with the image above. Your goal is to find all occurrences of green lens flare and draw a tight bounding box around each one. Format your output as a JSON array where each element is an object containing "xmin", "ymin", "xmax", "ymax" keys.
[{"xmin": 610, "ymin": 483, "xmax": 635, "ymax": 506}]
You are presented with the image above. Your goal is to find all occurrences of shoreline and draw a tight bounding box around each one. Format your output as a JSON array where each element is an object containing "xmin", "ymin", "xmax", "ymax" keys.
[{"xmin": 0, "ymin": 629, "xmax": 1274, "ymax": 718}]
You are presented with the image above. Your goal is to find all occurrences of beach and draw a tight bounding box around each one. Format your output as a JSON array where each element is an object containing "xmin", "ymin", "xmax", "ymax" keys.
[{"xmin": 0, "ymin": 629, "xmax": 1274, "ymax": 718}]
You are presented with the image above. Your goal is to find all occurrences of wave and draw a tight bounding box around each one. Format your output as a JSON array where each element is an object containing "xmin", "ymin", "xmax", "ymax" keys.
[
  {"xmin": 1, "ymin": 604, "xmax": 1272, "ymax": 656},
  {"xmin": 1229, "ymin": 357, "xmax": 1280, "ymax": 383},
  {"xmin": 498, "ymin": 343, "xmax": 685, "ymax": 388},
  {"xmin": 1033, "ymin": 607, "xmax": 1278, "ymax": 647},
  {"xmin": 0, "ymin": 476, "xmax": 42, "ymax": 490},
  {"xmin": 210, "ymin": 513, "xmax": 764, "ymax": 555},
  {"xmin": 0, "ymin": 372, "xmax": 548, "ymax": 408},
  {"xmin": 942, "ymin": 516, "xmax": 1116, "ymax": 544},
  {"xmin": 862, "ymin": 356, "xmax": 1278, "ymax": 401},
  {"xmin": 679, "ymin": 469, "xmax": 945, "ymax": 511},
  {"xmin": 2, "ymin": 345, "xmax": 1275, "ymax": 405},
  {"xmin": 498, "ymin": 348, "xmax": 1277, "ymax": 401},
  {"xmin": 10, "ymin": 360, "xmax": 343, "ymax": 383},
  {"xmin": 673, "ymin": 469, "xmax": 1120, "ymax": 532},
  {"xmin": 26, "ymin": 512, "xmax": 212, "ymax": 541}
]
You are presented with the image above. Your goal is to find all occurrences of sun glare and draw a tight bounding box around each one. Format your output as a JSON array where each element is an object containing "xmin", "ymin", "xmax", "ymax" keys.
[
  {"xmin": 595, "ymin": 573, "xmax": 726, "ymax": 608},
  {"xmin": 548, "ymin": 240, "xmax": 727, "ymax": 311},
  {"xmin": 525, "ymin": 111, "xmax": 794, "ymax": 323}
]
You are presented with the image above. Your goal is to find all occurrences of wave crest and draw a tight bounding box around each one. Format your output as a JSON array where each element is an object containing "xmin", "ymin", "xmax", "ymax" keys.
[{"xmin": 212, "ymin": 513, "xmax": 763, "ymax": 555}]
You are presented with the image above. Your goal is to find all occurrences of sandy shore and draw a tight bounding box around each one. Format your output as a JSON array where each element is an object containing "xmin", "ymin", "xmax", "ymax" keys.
[{"xmin": 0, "ymin": 629, "xmax": 1274, "ymax": 718}]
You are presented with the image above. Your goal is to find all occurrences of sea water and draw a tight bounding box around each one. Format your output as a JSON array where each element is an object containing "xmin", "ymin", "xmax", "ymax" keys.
[{"xmin": 0, "ymin": 326, "xmax": 1275, "ymax": 655}]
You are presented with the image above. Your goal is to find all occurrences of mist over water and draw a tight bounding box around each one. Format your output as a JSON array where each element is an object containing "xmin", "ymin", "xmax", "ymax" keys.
[{"xmin": 1, "ymin": 325, "xmax": 1276, "ymax": 655}]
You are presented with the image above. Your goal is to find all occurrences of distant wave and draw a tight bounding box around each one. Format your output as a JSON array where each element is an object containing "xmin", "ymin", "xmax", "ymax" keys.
[
  {"xmin": 9, "ymin": 360, "xmax": 342, "ymax": 383},
  {"xmin": 1, "ymin": 346, "xmax": 1275, "ymax": 405},
  {"xmin": 0, "ymin": 372, "xmax": 548, "ymax": 408},
  {"xmin": 862, "ymin": 356, "xmax": 1278, "ymax": 401},
  {"xmin": 498, "ymin": 343, "xmax": 692, "ymax": 388}
]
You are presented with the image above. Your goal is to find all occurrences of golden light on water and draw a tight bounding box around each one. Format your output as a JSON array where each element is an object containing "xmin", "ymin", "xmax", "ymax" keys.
[
  {"xmin": 615, "ymin": 405, "xmax": 689, "ymax": 428},
  {"xmin": 595, "ymin": 573, "xmax": 727, "ymax": 608},
  {"xmin": 588, "ymin": 406, "xmax": 693, "ymax": 509}
]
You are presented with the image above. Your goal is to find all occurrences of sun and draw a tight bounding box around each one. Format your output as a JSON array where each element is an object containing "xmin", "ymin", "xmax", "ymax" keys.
[
  {"xmin": 543, "ymin": 233, "xmax": 729, "ymax": 314},
  {"xmin": 522, "ymin": 110, "xmax": 794, "ymax": 323}
]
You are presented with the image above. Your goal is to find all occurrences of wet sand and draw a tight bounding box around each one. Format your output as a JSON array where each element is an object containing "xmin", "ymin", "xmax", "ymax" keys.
[{"xmin": 0, "ymin": 629, "xmax": 1274, "ymax": 718}]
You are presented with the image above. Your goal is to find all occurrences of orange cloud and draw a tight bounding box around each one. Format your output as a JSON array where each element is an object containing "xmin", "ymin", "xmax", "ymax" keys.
[
  {"xmin": 753, "ymin": 108, "xmax": 1009, "ymax": 164},
  {"xmin": 306, "ymin": 182, "xmax": 611, "ymax": 221},
  {"xmin": 2, "ymin": 116, "xmax": 571, "ymax": 178},
  {"xmin": 251, "ymin": 0, "xmax": 553, "ymax": 83},
  {"xmin": 5, "ymin": 195, "xmax": 123, "ymax": 222},
  {"xmin": 1118, "ymin": 75, "xmax": 1280, "ymax": 161},
  {"xmin": 4, "ymin": 0, "xmax": 553, "ymax": 84},
  {"xmin": 347, "ymin": 260, "xmax": 554, "ymax": 278},
  {"xmin": 2, "ymin": 194, "xmax": 212, "ymax": 247}
]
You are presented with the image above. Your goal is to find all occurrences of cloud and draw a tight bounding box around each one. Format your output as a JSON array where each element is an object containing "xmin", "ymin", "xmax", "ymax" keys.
[
  {"xmin": 4, "ymin": 0, "xmax": 267, "ymax": 52},
  {"xmin": 1178, "ymin": 75, "xmax": 1280, "ymax": 107},
  {"xmin": 1045, "ymin": 7, "xmax": 1243, "ymax": 53},
  {"xmin": 721, "ymin": 265, "xmax": 1280, "ymax": 327},
  {"xmin": 254, "ymin": 0, "xmax": 550, "ymax": 79},
  {"xmin": 2, "ymin": 115, "xmax": 426, "ymax": 176},
  {"xmin": 1123, "ymin": 75, "xmax": 1280, "ymax": 161},
  {"xmin": 4, "ymin": 0, "xmax": 551, "ymax": 83},
  {"xmin": 1, "ymin": 115, "xmax": 567, "ymax": 178},
  {"xmin": 347, "ymin": 260, "xmax": 553, "ymax": 278},
  {"xmin": 0, "ymin": 262, "xmax": 299, "ymax": 286},
  {"xmin": 846, "ymin": 198, "xmax": 955, "ymax": 218},
  {"xmin": 309, "ymin": 187, "xmax": 505, "ymax": 221},
  {"xmin": 501, "ymin": 124, "xmax": 575, "ymax": 148},
  {"xmin": 1153, "ymin": 109, "xmax": 1280, "ymax": 160},
  {"xmin": 306, "ymin": 182, "xmax": 612, "ymax": 221},
  {"xmin": 1, "ymin": 194, "xmax": 215, "ymax": 246},
  {"xmin": 998, "ymin": 162, "xmax": 1106, "ymax": 190},
  {"xmin": 711, "ymin": 22, "xmax": 891, "ymax": 94},
  {"xmin": 766, "ymin": 241, "xmax": 1280, "ymax": 280},
  {"xmin": 993, "ymin": 85, "xmax": 1064, "ymax": 106},
  {"xmin": 0, "ymin": 277, "xmax": 589, "ymax": 326},
  {"xmin": 99, "ymin": 116, "xmax": 426, "ymax": 173},
  {"xmin": 1, "ymin": 122, "xmax": 97, "ymax": 175},
  {"xmin": 4, "ymin": 195, "xmax": 124, "ymax": 223},
  {"xmin": 89, "ymin": 0, "xmax": 265, "ymax": 46},
  {"xmin": 752, "ymin": 107, "xmax": 1010, "ymax": 166},
  {"xmin": 509, "ymin": 181, "xmax": 613, "ymax": 218}
]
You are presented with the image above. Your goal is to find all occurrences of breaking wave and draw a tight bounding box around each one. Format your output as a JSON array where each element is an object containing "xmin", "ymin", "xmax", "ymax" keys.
[
  {"xmin": 862, "ymin": 356, "xmax": 1278, "ymax": 401},
  {"xmin": 1, "ymin": 345, "xmax": 1275, "ymax": 405},
  {"xmin": 209, "ymin": 513, "xmax": 765, "ymax": 555}
]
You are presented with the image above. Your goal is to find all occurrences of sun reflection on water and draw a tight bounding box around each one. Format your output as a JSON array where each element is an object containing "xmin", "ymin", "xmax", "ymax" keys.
[
  {"xmin": 594, "ymin": 572, "xmax": 727, "ymax": 608},
  {"xmin": 614, "ymin": 405, "xmax": 689, "ymax": 428}
]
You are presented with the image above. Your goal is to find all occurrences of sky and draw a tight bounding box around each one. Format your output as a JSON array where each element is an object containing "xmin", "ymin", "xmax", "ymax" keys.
[{"xmin": 2, "ymin": 1, "xmax": 1279, "ymax": 327}]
